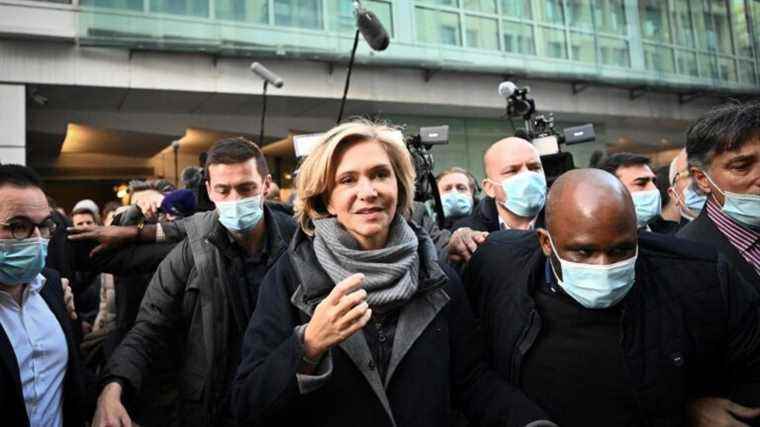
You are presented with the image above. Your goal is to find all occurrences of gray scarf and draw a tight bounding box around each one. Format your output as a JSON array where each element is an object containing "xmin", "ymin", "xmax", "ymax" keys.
[{"xmin": 312, "ymin": 215, "xmax": 419, "ymax": 313}]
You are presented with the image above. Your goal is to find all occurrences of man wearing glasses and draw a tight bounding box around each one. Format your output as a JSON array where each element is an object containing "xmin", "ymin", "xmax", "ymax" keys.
[
  {"xmin": 0, "ymin": 164, "xmax": 88, "ymax": 427},
  {"xmin": 668, "ymin": 148, "xmax": 707, "ymax": 224}
]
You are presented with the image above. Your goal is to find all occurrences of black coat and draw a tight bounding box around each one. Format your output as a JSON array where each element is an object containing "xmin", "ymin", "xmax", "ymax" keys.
[
  {"xmin": 452, "ymin": 197, "xmax": 545, "ymax": 233},
  {"xmin": 677, "ymin": 208, "xmax": 759, "ymax": 285},
  {"xmin": 231, "ymin": 225, "xmax": 551, "ymax": 427},
  {"xmin": 102, "ymin": 206, "xmax": 296, "ymax": 426},
  {"xmin": 0, "ymin": 268, "xmax": 90, "ymax": 427},
  {"xmin": 465, "ymin": 230, "xmax": 760, "ymax": 426}
]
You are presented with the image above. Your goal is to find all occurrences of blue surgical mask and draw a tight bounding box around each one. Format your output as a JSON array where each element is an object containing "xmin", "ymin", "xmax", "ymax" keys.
[
  {"xmin": 704, "ymin": 173, "xmax": 760, "ymax": 229},
  {"xmin": 441, "ymin": 192, "xmax": 473, "ymax": 218},
  {"xmin": 495, "ymin": 171, "xmax": 547, "ymax": 218},
  {"xmin": 681, "ymin": 184, "xmax": 707, "ymax": 220},
  {"xmin": 548, "ymin": 235, "xmax": 637, "ymax": 309},
  {"xmin": 216, "ymin": 196, "xmax": 264, "ymax": 232},
  {"xmin": 0, "ymin": 237, "xmax": 49, "ymax": 286},
  {"xmin": 631, "ymin": 189, "xmax": 661, "ymax": 228}
]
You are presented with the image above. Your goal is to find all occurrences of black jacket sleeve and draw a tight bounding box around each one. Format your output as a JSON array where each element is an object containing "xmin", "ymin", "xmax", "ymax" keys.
[
  {"xmin": 230, "ymin": 254, "xmax": 309, "ymax": 425},
  {"xmin": 719, "ymin": 257, "xmax": 760, "ymax": 407},
  {"xmin": 86, "ymin": 242, "xmax": 177, "ymax": 276},
  {"xmin": 101, "ymin": 240, "xmax": 193, "ymax": 394},
  {"xmin": 443, "ymin": 264, "xmax": 552, "ymax": 427}
]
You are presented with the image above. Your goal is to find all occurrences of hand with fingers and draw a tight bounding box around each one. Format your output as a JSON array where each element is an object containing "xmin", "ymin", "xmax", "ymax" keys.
[
  {"xmin": 92, "ymin": 383, "xmax": 133, "ymax": 427},
  {"xmin": 448, "ymin": 227, "xmax": 489, "ymax": 263},
  {"xmin": 67, "ymin": 225, "xmax": 138, "ymax": 257},
  {"xmin": 303, "ymin": 273, "xmax": 372, "ymax": 361},
  {"xmin": 61, "ymin": 277, "xmax": 77, "ymax": 320},
  {"xmin": 689, "ymin": 397, "xmax": 760, "ymax": 427}
]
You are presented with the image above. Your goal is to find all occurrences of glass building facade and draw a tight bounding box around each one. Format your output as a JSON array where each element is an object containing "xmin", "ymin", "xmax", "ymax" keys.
[{"xmin": 69, "ymin": 0, "xmax": 760, "ymax": 90}]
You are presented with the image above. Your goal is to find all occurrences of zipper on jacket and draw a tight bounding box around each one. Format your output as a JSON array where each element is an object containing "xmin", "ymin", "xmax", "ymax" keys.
[{"xmin": 511, "ymin": 308, "xmax": 541, "ymax": 385}]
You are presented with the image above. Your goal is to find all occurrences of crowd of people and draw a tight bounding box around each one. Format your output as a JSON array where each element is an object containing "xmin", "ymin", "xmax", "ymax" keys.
[{"xmin": 0, "ymin": 99, "xmax": 758, "ymax": 427}]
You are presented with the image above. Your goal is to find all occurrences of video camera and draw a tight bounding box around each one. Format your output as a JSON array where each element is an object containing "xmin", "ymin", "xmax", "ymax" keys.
[
  {"xmin": 405, "ymin": 125, "xmax": 449, "ymax": 226},
  {"xmin": 498, "ymin": 81, "xmax": 596, "ymax": 181}
]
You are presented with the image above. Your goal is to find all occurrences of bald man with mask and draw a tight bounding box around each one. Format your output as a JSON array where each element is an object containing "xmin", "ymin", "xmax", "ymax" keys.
[
  {"xmin": 449, "ymin": 137, "xmax": 546, "ymax": 262},
  {"xmin": 465, "ymin": 169, "xmax": 760, "ymax": 427}
]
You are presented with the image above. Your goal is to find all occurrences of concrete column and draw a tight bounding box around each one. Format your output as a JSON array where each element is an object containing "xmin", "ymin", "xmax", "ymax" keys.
[{"xmin": 0, "ymin": 84, "xmax": 26, "ymax": 165}]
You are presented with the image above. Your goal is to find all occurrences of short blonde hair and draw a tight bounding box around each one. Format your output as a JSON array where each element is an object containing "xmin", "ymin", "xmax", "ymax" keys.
[{"xmin": 295, "ymin": 119, "xmax": 416, "ymax": 234}]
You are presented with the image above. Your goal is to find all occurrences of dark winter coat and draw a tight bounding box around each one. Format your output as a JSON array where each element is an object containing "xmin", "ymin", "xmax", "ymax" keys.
[
  {"xmin": 231, "ymin": 223, "xmax": 552, "ymax": 427},
  {"xmin": 0, "ymin": 268, "xmax": 91, "ymax": 427},
  {"xmin": 465, "ymin": 230, "xmax": 760, "ymax": 426},
  {"xmin": 101, "ymin": 206, "xmax": 296, "ymax": 426}
]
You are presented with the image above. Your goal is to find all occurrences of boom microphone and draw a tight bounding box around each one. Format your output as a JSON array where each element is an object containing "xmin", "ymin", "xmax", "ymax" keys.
[
  {"xmin": 250, "ymin": 62, "xmax": 284, "ymax": 88},
  {"xmin": 356, "ymin": 5, "xmax": 389, "ymax": 51}
]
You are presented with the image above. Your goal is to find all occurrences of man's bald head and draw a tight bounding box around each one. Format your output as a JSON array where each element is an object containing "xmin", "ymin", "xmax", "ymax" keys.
[
  {"xmin": 539, "ymin": 169, "xmax": 638, "ymax": 267},
  {"xmin": 483, "ymin": 137, "xmax": 541, "ymax": 179}
]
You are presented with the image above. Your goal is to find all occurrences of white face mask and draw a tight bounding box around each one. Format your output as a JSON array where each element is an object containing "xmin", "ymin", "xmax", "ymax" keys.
[
  {"xmin": 547, "ymin": 235, "xmax": 638, "ymax": 309},
  {"xmin": 704, "ymin": 172, "xmax": 760, "ymax": 229},
  {"xmin": 630, "ymin": 189, "xmax": 661, "ymax": 228}
]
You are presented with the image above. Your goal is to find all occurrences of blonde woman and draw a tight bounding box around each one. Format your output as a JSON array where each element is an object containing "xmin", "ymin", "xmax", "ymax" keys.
[{"xmin": 231, "ymin": 120, "xmax": 552, "ymax": 427}]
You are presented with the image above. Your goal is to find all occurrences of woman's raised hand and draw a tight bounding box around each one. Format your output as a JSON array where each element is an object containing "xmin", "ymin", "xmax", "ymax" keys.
[{"xmin": 303, "ymin": 273, "xmax": 372, "ymax": 360}]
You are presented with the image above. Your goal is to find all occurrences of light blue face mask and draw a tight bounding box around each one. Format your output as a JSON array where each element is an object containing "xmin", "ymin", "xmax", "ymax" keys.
[
  {"xmin": 0, "ymin": 237, "xmax": 49, "ymax": 286},
  {"xmin": 216, "ymin": 196, "xmax": 264, "ymax": 232},
  {"xmin": 441, "ymin": 192, "xmax": 473, "ymax": 218},
  {"xmin": 547, "ymin": 235, "xmax": 637, "ymax": 309},
  {"xmin": 495, "ymin": 171, "xmax": 547, "ymax": 218},
  {"xmin": 704, "ymin": 173, "xmax": 760, "ymax": 229},
  {"xmin": 631, "ymin": 189, "xmax": 662, "ymax": 228},
  {"xmin": 680, "ymin": 184, "xmax": 707, "ymax": 220}
]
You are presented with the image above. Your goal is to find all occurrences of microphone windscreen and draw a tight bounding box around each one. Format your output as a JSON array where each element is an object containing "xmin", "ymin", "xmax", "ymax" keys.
[
  {"xmin": 357, "ymin": 9, "xmax": 390, "ymax": 51},
  {"xmin": 498, "ymin": 81, "xmax": 517, "ymax": 97}
]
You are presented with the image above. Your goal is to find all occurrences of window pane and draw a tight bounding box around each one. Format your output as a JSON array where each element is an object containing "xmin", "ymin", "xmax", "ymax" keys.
[
  {"xmin": 216, "ymin": 0, "xmax": 268, "ymax": 23},
  {"xmin": 643, "ymin": 44, "xmax": 675, "ymax": 73},
  {"xmin": 639, "ymin": 0, "xmax": 671, "ymax": 43},
  {"xmin": 670, "ymin": 0, "xmax": 695, "ymax": 47},
  {"xmin": 418, "ymin": 0, "xmax": 459, "ymax": 7},
  {"xmin": 540, "ymin": 27, "xmax": 567, "ymax": 58},
  {"xmin": 567, "ymin": 0, "xmax": 593, "ymax": 31},
  {"xmin": 692, "ymin": 0, "xmax": 710, "ymax": 50},
  {"xmin": 753, "ymin": 0, "xmax": 760, "ymax": 57},
  {"xmin": 503, "ymin": 21, "xmax": 535, "ymax": 54},
  {"xmin": 730, "ymin": 0, "xmax": 753, "ymax": 57},
  {"xmin": 327, "ymin": 0, "xmax": 393, "ymax": 34},
  {"xmin": 570, "ymin": 31, "xmax": 595, "ymax": 63},
  {"xmin": 274, "ymin": 0, "xmax": 323, "ymax": 29},
  {"xmin": 465, "ymin": 16, "xmax": 499, "ymax": 49},
  {"xmin": 537, "ymin": 0, "xmax": 565, "ymax": 25},
  {"xmin": 699, "ymin": 53, "xmax": 720, "ymax": 79},
  {"xmin": 738, "ymin": 60, "xmax": 757, "ymax": 83},
  {"xmin": 709, "ymin": 0, "xmax": 732, "ymax": 53},
  {"xmin": 416, "ymin": 8, "xmax": 462, "ymax": 45},
  {"xmin": 501, "ymin": 0, "xmax": 532, "ymax": 19},
  {"xmin": 676, "ymin": 50, "xmax": 699, "ymax": 76},
  {"xmin": 594, "ymin": 0, "xmax": 627, "ymax": 35},
  {"xmin": 598, "ymin": 36, "xmax": 629, "ymax": 67},
  {"xmin": 464, "ymin": 0, "xmax": 496, "ymax": 13},
  {"xmin": 719, "ymin": 56, "xmax": 737, "ymax": 81},
  {"xmin": 80, "ymin": 0, "xmax": 143, "ymax": 10},
  {"xmin": 150, "ymin": 0, "xmax": 208, "ymax": 16}
]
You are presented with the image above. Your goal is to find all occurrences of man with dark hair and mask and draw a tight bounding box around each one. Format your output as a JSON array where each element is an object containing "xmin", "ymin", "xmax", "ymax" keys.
[
  {"xmin": 435, "ymin": 166, "xmax": 479, "ymax": 229},
  {"xmin": 0, "ymin": 164, "xmax": 89, "ymax": 427},
  {"xmin": 91, "ymin": 137, "xmax": 297, "ymax": 427},
  {"xmin": 465, "ymin": 168, "xmax": 760, "ymax": 427},
  {"xmin": 677, "ymin": 100, "xmax": 760, "ymax": 283},
  {"xmin": 596, "ymin": 152, "xmax": 681, "ymax": 234}
]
